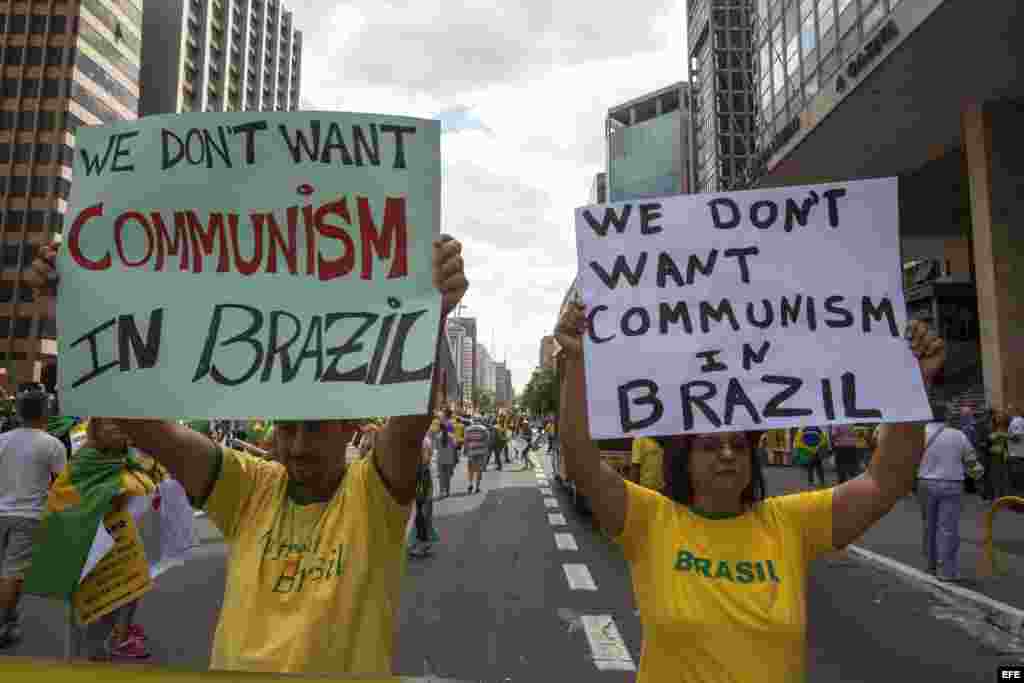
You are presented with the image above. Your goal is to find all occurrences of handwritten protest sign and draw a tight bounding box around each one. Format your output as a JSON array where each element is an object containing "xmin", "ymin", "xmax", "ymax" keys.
[
  {"xmin": 574, "ymin": 177, "xmax": 932, "ymax": 439},
  {"xmin": 58, "ymin": 112, "xmax": 441, "ymax": 419}
]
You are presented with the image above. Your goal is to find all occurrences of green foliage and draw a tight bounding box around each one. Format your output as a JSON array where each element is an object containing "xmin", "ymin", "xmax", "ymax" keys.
[
  {"xmin": 519, "ymin": 367, "xmax": 558, "ymax": 418},
  {"xmin": 476, "ymin": 388, "xmax": 495, "ymax": 413}
]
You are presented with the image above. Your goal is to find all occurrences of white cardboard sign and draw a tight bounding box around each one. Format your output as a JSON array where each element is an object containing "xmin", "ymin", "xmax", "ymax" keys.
[{"xmin": 574, "ymin": 177, "xmax": 932, "ymax": 439}]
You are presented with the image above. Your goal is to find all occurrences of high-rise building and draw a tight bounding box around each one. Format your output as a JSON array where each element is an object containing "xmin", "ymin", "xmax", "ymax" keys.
[
  {"xmin": 140, "ymin": 0, "xmax": 303, "ymax": 115},
  {"xmin": 0, "ymin": 0, "xmax": 144, "ymax": 387},
  {"xmin": 476, "ymin": 342, "xmax": 495, "ymax": 398},
  {"xmin": 606, "ymin": 82, "xmax": 694, "ymax": 201},
  {"xmin": 494, "ymin": 360, "xmax": 512, "ymax": 408},
  {"xmin": 590, "ymin": 172, "xmax": 607, "ymax": 204},
  {"xmin": 450, "ymin": 316, "xmax": 477, "ymax": 409},
  {"xmin": 539, "ymin": 335, "xmax": 557, "ymax": 371},
  {"xmin": 688, "ymin": 0, "xmax": 758, "ymax": 193}
]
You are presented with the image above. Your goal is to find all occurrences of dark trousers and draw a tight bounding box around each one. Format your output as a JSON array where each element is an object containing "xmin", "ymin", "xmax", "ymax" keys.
[
  {"xmin": 835, "ymin": 447, "xmax": 861, "ymax": 484},
  {"xmin": 490, "ymin": 443, "xmax": 507, "ymax": 469},
  {"xmin": 414, "ymin": 498, "xmax": 433, "ymax": 542},
  {"xmin": 806, "ymin": 458, "xmax": 825, "ymax": 487}
]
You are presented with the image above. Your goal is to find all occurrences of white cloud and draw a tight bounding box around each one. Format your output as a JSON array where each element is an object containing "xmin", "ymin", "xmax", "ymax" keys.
[{"xmin": 291, "ymin": 0, "xmax": 689, "ymax": 392}]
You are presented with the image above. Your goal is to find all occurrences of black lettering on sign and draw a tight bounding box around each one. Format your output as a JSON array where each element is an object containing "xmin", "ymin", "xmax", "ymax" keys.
[
  {"xmin": 70, "ymin": 309, "xmax": 165, "ymax": 389},
  {"xmin": 746, "ymin": 301, "xmax": 774, "ymax": 329},
  {"xmin": 824, "ymin": 295, "xmax": 854, "ymax": 328},
  {"xmin": 696, "ymin": 349, "xmax": 727, "ymax": 373},
  {"xmin": 618, "ymin": 379, "xmax": 664, "ymax": 432},
  {"xmin": 659, "ymin": 302, "xmax": 693, "ymax": 334},
  {"xmin": 639, "ymin": 203, "xmax": 663, "ymax": 235},
  {"xmin": 587, "ymin": 305, "xmax": 616, "ymax": 344},
  {"xmin": 723, "ymin": 378, "xmax": 762, "ymax": 426},
  {"xmin": 841, "ymin": 371, "xmax": 882, "ymax": 419},
  {"xmin": 582, "ymin": 205, "xmax": 632, "ymax": 237},
  {"xmin": 621, "ymin": 307, "xmax": 651, "ymax": 337},
  {"xmin": 861, "ymin": 297, "xmax": 899, "ymax": 337},
  {"xmin": 741, "ymin": 341, "xmax": 771, "ymax": 371},
  {"xmin": 723, "ymin": 247, "xmax": 759, "ymax": 284},
  {"xmin": 378, "ymin": 309, "xmax": 434, "ymax": 385},
  {"xmin": 699, "ymin": 300, "xmax": 740, "ymax": 334},
  {"xmin": 708, "ymin": 198, "xmax": 740, "ymax": 229},
  {"xmin": 761, "ymin": 375, "xmax": 813, "ymax": 418},
  {"xmin": 232, "ymin": 121, "xmax": 269, "ymax": 165},
  {"xmin": 321, "ymin": 312, "xmax": 379, "ymax": 383},
  {"xmin": 589, "ymin": 253, "xmax": 647, "ymax": 290},
  {"xmin": 680, "ymin": 380, "xmax": 721, "ymax": 431},
  {"xmin": 657, "ymin": 252, "xmax": 685, "ymax": 287},
  {"xmin": 750, "ymin": 200, "xmax": 778, "ymax": 230},
  {"xmin": 784, "ymin": 192, "xmax": 818, "ymax": 232},
  {"xmin": 193, "ymin": 304, "xmax": 265, "ymax": 386},
  {"xmin": 80, "ymin": 131, "xmax": 139, "ymax": 176}
]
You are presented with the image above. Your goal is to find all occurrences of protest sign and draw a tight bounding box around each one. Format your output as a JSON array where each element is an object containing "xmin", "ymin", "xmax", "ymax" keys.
[
  {"xmin": 73, "ymin": 508, "xmax": 152, "ymax": 625},
  {"xmin": 58, "ymin": 112, "xmax": 442, "ymax": 419},
  {"xmin": 574, "ymin": 177, "xmax": 932, "ymax": 439}
]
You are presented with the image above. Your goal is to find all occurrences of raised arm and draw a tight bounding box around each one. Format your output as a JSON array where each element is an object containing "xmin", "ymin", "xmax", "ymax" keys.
[
  {"xmin": 832, "ymin": 321, "xmax": 945, "ymax": 548},
  {"xmin": 556, "ymin": 303, "xmax": 627, "ymax": 537},
  {"xmin": 375, "ymin": 235, "xmax": 467, "ymax": 505}
]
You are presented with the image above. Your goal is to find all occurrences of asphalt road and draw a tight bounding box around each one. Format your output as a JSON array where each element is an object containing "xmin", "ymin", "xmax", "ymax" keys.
[{"xmin": 4, "ymin": 448, "xmax": 1022, "ymax": 681}]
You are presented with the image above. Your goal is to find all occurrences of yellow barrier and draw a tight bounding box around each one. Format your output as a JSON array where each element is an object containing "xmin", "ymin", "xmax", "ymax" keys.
[
  {"xmin": 977, "ymin": 496, "xmax": 1024, "ymax": 579},
  {"xmin": 0, "ymin": 657, "xmax": 425, "ymax": 682}
]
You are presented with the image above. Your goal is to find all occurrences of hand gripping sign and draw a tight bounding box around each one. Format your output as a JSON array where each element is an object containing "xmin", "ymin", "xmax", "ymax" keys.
[
  {"xmin": 573, "ymin": 177, "xmax": 932, "ymax": 439},
  {"xmin": 58, "ymin": 112, "xmax": 441, "ymax": 420}
]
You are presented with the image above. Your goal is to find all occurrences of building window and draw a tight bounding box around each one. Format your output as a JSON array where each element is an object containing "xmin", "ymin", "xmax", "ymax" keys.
[{"xmin": 4, "ymin": 46, "xmax": 24, "ymax": 65}]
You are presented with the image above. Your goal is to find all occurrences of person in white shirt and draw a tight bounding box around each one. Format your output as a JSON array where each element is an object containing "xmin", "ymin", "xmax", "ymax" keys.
[
  {"xmin": 0, "ymin": 383, "xmax": 67, "ymax": 647},
  {"xmin": 1008, "ymin": 408, "xmax": 1024, "ymax": 461},
  {"xmin": 916, "ymin": 405, "xmax": 981, "ymax": 582}
]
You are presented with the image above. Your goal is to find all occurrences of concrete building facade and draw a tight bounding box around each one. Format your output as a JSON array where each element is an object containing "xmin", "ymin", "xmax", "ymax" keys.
[
  {"xmin": 140, "ymin": 0, "xmax": 302, "ymax": 115},
  {"xmin": 607, "ymin": 82, "xmax": 693, "ymax": 201},
  {"xmin": 0, "ymin": 0, "xmax": 144, "ymax": 388}
]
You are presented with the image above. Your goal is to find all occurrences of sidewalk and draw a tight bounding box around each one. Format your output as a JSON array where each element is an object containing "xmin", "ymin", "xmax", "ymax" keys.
[{"xmin": 763, "ymin": 464, "xmax": 1024, "ymax": 613}]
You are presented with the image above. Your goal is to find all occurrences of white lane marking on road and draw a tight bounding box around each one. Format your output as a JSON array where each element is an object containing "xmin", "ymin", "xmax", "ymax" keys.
[
  {"xmin": 548, "ymin": 513, "xmax": 566, "ymax": 526},
  {"xmin": 544, "ymin": 497, "xmax": 559, "ymax": 508},
  {"xmin": 581, "ymin": 615, "xmax": 636, "ymax": 671},
  {"xmin": 563, "ymin": 563, "xmax": 598, "ymax": 591},
  {"xmin": 554, "ymin": 533, "xmax": 578, "ymax": 551},
  {"xmin": 847, "ymin": 544, "xmax": 1024, "ymax": 632}
]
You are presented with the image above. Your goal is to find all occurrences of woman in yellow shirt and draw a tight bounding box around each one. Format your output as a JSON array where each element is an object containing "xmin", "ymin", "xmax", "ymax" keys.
[{"xmin": 555, "ymin": 303, "xmax": 945, "ymax": 683}]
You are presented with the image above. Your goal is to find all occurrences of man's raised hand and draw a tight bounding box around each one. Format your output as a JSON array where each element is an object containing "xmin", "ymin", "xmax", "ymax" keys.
[{"xmin": 434, "ymin": 235, "xmax": 468, "ymax": 317}]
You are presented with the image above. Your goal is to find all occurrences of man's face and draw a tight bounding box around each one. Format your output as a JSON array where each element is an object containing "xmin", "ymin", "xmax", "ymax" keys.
[{"xmin": 274, "ymin": 420, "xmax": 360, "ymax": 489}]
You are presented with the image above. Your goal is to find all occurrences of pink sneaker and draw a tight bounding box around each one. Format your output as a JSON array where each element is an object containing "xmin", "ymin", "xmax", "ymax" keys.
[{"xmin": 109, "ymin": 634, "xmax": 151, "ymax": 660}]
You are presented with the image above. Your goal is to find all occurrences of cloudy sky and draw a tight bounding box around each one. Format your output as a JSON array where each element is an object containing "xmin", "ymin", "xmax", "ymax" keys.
[{"xmin": 290, "ymin": 0, "xmax": 690, "ymax": 392}]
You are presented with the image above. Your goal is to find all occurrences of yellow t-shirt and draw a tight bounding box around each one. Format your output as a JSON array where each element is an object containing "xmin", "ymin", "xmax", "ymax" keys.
[
  {"xmin": 203, "ymin": 448, "xmax": 411, "ymax": 675},
  {"xmin": 631, "ymin": 437, "xmax": 665, "ymax": 492},
  {"xmin": 615, "ymin": 481, "xmax": 834, "ymax": 683},
  {"xmin": 453, "ymin": 422, "xmax": 465, "ymax": 445}
]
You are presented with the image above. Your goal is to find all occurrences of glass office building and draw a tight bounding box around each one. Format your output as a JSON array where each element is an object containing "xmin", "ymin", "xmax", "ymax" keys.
[
  {"xmin": 748, "ymin": 0, "xmax": 908, "ymax": 184},
  {"xmin": 606, "ymin": 82, "xmax": 693, "ymax": 201}
]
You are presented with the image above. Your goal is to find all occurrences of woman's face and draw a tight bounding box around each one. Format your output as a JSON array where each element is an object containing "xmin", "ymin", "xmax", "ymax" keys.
[{"xmin": 687, "ymin": 433, "xmax": 754, "ymax": 503}]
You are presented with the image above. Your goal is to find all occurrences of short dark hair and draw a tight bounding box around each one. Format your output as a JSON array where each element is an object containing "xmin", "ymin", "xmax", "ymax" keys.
[{"xmin": 657, "ymin": 431, "xmax": 766, "ymax": 508}]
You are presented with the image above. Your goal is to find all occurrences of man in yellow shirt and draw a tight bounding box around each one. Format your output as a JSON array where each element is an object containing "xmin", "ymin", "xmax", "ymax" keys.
[
  {"xmin": 26, "ymin": 236, "xmax": 469, "ymax": 676},
  {"xmin": 631, "ymin": 436, "xmax": 666, "ymax": 493}
]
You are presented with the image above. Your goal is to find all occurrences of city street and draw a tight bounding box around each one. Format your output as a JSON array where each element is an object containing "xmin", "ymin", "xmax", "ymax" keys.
[{"xmin": 3, "ymin": 445, "xmax": 1022, "ymax": 681}]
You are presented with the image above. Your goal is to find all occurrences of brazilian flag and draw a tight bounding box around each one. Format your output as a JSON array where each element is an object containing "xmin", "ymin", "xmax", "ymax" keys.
[
  {"xmin": 792, "ymin": 427, "xmax": 828, "ymax": 466},
  {"xmin": 23, "ymin": 447, "xmax": 165, "ymax": 601},
  {"xmin": 47, "ymin": 416, "xmax": 81, "ymax": 438}
]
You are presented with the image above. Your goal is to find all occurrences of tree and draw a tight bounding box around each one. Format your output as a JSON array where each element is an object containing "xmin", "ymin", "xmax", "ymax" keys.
[
  {"xmin": 476, "ymin": 388, "xmax": 495, "ymax": 414},
  {"xmin": 520, "ymin": 367, "xmax": 558, "ymax": 418}
]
